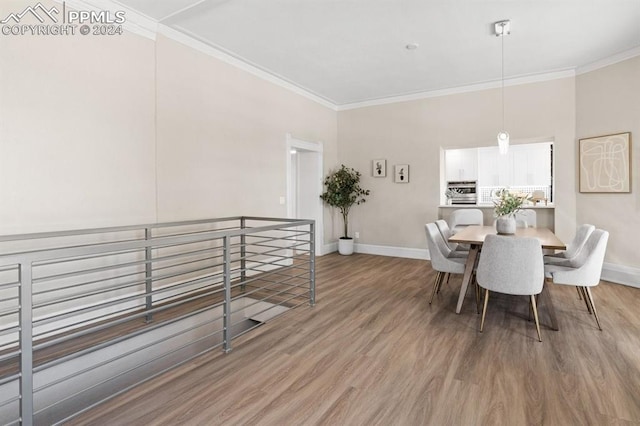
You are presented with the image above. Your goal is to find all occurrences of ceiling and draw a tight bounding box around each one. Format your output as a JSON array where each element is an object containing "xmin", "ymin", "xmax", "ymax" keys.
[{"xmin": 113, "ymin": 0, "xmax": 640, "ymax": 106}]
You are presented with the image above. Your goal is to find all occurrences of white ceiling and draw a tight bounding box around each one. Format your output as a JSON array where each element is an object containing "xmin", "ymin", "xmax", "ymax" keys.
[{"xmin": 113, "ymin": 0, "xmax": 640, "ymax": 106}]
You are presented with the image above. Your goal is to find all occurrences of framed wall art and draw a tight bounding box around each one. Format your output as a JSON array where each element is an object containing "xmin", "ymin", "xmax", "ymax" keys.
[
  {"xmin": 579, "ymin": 132, "xmax": 631, "ymax": 193},
  {"xmin": 372, "ymin": 159, "xmax": 386, "ymax": 177},
  {"xmin": 394, "ymin": 164, "xmax": 409, "ymax": 183}
]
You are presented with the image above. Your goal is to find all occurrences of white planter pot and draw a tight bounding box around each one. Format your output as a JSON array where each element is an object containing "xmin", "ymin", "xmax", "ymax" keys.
[
  {"xmin": 496, "ymin": 216, "xmax": 516, "ymax": 235},
  {"xmin": 338, "ymin": 238, "xmax": 354, "ymax": 255}
]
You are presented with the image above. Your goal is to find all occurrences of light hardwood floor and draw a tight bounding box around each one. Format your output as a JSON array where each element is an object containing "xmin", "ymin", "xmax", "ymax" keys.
[{"xmin": 69, "ymin": 253, "xmax": 640, "ymax": 425}]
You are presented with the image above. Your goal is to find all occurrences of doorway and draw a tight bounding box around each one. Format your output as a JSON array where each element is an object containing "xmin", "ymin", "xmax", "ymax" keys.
[{"xmin": 286, "ymin": 134, "xmax": 323, "ymax": 255}]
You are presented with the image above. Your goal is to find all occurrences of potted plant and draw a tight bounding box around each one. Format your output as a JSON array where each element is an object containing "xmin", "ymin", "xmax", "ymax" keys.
[
  {"xmin": 320, "ymin": 165, "xmax": 370, "ymax": 255},
  {"xmin": 493, "ymin": 188, "xmax": 531, "ymax": 234}
]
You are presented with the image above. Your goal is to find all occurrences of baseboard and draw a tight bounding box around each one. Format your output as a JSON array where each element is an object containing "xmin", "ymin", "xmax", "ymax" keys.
[
  {"xmin": 321, "ymin": 242, "xmax": 430, "ymax": 260},
  {"xmin": 602, "ymin": 262, "xmax": 640, "ymax": 288},
  {"xmin": 322, "ymin": 242, "xmax": 338, "ymax": 256},
  {"xmin": 355, "ymin": 243, "xmax": 429, "ymax": 260}
]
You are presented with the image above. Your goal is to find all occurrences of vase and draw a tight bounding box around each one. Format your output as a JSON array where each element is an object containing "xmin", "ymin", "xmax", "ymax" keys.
[
  {"xmin": 496, "ymin": 216, "xmax": 516, "ymax": 235},
  {"xmin": 338, "ymin": 237, "xmax": 354, "ymax": 255}
]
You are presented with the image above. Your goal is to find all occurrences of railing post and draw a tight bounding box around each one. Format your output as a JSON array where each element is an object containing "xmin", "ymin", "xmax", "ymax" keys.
[
  {"xmin": 222, "ymin": 236, "xmax": 232, "ymax": 353},
  {"xmin": 19, "ymin": 262, "xmax": 34, "ymax": 426},
  {"xmin": 309, "ymin": 221, "xmax": 316, "ymax": 307},
  {"xmin": 240, "ymin": 217, "xmax": 246, "ymax": 291},
  {"xmin": 144, "ymin": 228, "xmax": 153, "ymax": 323}
]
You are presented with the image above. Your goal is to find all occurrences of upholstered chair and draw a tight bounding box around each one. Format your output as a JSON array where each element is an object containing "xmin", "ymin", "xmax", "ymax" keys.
[
  {"xmin": 449, "ymin": 209, "xmax": 483, "ymax": 234},
  {"xmin": 435, "ymin": 219, "xmax": 468, "ymax": 257},
  {"xmin": 544, "ymin": 229, "xmax": 609, "ymax": 330},
  {"xmin": 544, "ymin": 224, "xmax": 595, "ymax": 266},
  {"xmin": 514, "ymin": 209, "xmax": 537, "ymax": 228},
  {"xmin": 476, "ymin": 235, "xmax": 545, "ymax": 341},
  {"xmin": 425, "ymin": 223, "xmax": 467, "ymax": 304}
]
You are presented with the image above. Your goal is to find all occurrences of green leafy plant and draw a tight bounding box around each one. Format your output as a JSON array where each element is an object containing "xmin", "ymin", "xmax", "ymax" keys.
[
  {"xmin": 493, "ymin": 188, "xmax": 531, "ymax": 217},
  {"xmin": 320, "ymin": 165, "xmax": 370, "ymax": 239}
]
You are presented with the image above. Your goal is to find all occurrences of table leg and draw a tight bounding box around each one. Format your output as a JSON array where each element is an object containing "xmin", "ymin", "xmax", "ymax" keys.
[
  {"xmin": 539, "ymin": 280, "xmax": 559, "ymax": 331},
  {"xmin": 456, "ymin": 244, "xmax": 479, "ymax": 314}
]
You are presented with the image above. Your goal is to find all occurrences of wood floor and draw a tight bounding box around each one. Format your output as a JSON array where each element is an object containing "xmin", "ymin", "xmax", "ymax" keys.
[{"xmin": 68, "ymin": 253, "xmax": 640, "ymax": 425}]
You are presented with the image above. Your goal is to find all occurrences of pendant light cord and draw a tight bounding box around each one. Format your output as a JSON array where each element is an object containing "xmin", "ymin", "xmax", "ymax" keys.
[{"xmin": 501, "ymin": 24, "xmax": 505, "ymax": 131}]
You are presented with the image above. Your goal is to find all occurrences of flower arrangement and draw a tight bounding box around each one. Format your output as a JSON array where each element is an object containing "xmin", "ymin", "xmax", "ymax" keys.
[
  {"xmin": 320, "ymin": 165, "xmax": 370, "ymax": 239},
  {"xmin": 493, "ymin": 188, "xmax": 531, "ymax": 217}
]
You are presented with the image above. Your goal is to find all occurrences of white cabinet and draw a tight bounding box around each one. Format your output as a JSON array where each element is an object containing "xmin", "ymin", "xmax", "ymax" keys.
[
  {"xmin": 444, "ymin": 142, "xmax": 552, "ymax": 204},
  {"xmin": 510, "ymin": 143, "xmax": 551, "ymax": 186},
  {"xmin": 445, "ymin": 149, "xmax": 478, "ymax": 182},
  {"xmin": 476, "ymin": 143, "xmax": 551, "ymax": 187},
  {"xmin": 477, "ymin": 146, "xmax": 510, "ymax": 187}
]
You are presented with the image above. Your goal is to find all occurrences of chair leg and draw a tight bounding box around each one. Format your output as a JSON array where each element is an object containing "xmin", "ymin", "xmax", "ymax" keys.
[
  {"xmin": 475, "ymin": 279, "xmax": 481, "ymax": 315},
  {"xmin": 437, "ymin": 273, "xmax": 447, "ymax": 293},
  {"xmin": 579, "ymin": 286, "xmax": 593, "ymax": 314},
  {"xmin": 584, "ymin": 287, "xmax": 603, "ymax": 331},
  {"xmin": 530, "ymin": 295, "xmax": 542, "ymax": 342},
  {"xmin": 480, "ymin": 289, "xmax": 489, "ymax": 332},
  {"xmin": 576, "ymin": 286, "xmax": 583, "ymax": 300},
  {"xmin": 429, "ymin": 272, "xmax": 441, "ymax": 304}
]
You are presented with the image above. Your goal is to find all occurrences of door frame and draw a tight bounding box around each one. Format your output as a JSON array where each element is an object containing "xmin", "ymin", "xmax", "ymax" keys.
[{"xmin": 286, "ymin": 133, "xmax": 324, "ymax": 255}]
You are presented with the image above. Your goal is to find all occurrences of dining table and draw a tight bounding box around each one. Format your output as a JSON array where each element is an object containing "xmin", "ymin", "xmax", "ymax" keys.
[{"xmin": 448, "ymin": 225, "xmax": 566, "ymax": 330}]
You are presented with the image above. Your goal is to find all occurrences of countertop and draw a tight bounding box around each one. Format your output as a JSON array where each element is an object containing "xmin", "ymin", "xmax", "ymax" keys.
[{"xmin": 438, "ymin": 203, "xmax": 555, "ymax": 209}]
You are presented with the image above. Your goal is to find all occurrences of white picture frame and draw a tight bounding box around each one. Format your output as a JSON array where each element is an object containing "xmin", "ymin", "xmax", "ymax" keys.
[
  {"xmin": 394, "ymin": 164, "xmax": 409, "ymax": 183},
  {"xmin": 372, "ymin": 159, "xmax": 386, "ymax": 177}
]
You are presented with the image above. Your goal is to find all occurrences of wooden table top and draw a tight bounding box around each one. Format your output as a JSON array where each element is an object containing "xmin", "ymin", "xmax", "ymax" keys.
[{"xmin": 449, "ymin": 225, "xmax": 566, "ymax": 250}]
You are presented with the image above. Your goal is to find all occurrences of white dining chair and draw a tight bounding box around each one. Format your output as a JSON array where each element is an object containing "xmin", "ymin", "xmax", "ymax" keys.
[
  {"xmin": 514, "ymin": 209, "xmax": 536, "ymax": 227},
  {"xmin": 435, "ymin": 219, "xmax": 468, "ymax": 256},
  {"xmin": 476, "ymin": 235, "xmax": 545, "ymax": 341},
  {"xmin": 544, "ymin": 224, "xmax": 595, "ymax": 265},
  {"xmin": 425, "ymin": 223, "xmax": 467, "ymax": 304},
  {"xmin": 544, "ymin": 229, "xmax": 609, "ymax": 330},
  {"xmin": 449, "ymin": 209, "xmax": 483, "ymax": 234}
]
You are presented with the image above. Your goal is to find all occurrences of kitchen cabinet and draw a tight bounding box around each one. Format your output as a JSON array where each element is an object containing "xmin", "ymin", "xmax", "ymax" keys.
[
  {"xmin": 445, "ymin": 142, "xmax": 552, "ymax": 204},
  {"xmin": 477, "ymin": 146, "xmax": 510, "ymax": 186},
  {"xmin": 445, "ymin": 149, "xmax": 478, "ymax": 182},
  {"xmin": 476, "ymin": 142, "xmax": 551, "ymax": 187}
]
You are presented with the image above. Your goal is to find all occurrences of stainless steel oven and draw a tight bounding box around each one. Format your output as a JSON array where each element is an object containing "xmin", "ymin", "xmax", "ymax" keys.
[{"xmin": 447, "ymin": 181, "xmax": 477, "ymax": 204}]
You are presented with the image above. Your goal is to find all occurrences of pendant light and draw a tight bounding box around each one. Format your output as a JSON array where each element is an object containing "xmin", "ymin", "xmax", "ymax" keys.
[{"xmin": 495, "ymin": 20, "xmax": 511, "ymax": 155}]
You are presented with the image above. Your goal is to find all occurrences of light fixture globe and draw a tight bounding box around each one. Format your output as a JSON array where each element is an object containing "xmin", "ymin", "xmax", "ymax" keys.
[{"xmin": 497, "ymin": 131, "xmax": 509, "ymax": 154}]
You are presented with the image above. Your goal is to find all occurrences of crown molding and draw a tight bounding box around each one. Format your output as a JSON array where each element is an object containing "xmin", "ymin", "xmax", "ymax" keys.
[
  {"xmin": 156, "ymin": 25, "xmax": 338, "ymax": 111},
  {"xmin": 54, "ymin": 0, "xmax": 640, "ymax": 112},
  {"xmin": 577, "ymin": 46, "xmax": 640, "ymax": 76},
  {"xmin": 57, "ymin": 0, "xmax": 158, "ymax": 40},
  {"xmin": 336, "ymin": 69, "xmax": 576, "ymax": 111},
  {"xmin": 60, "ymin": 0, "xmax": 337, "ymax": 110}
]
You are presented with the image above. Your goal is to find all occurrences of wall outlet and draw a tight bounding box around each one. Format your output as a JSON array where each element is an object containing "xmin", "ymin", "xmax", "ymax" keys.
[
  {"xmin": 279, "ymin": 196, "xmax": 285, "ymax": 205},
  {"xmin": 354, "ymin": 232, "xmax": 360, "ymax": 239}
]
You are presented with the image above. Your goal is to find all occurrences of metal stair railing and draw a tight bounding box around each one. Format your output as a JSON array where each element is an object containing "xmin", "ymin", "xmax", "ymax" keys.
[{"xmin": 0, "ymin": 216, "xmax": 315, "ymax": 425}]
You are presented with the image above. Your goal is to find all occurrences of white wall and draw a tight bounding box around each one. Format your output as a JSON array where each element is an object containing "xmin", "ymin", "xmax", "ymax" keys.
[
  {"xmin": 0, "ymin": 2, "xmax": 157, "ymax": 233},
  {"xmin": 155, "ymin": 35, "xmax": 337, "ymax": 228},
  {"xmin": 576, "ymin": 55, "xmax": 640, "ymax": 271},
  {"xmin": 0, "ymin": 2, "xmax": 338, "ymax": 245},
  {"xmin": 336, "ymin": 78, "xmax": 577, "ymax": 250},
  {"xmin": 0, "ymin": 0, "xmax": 637, "ymax": 283}
]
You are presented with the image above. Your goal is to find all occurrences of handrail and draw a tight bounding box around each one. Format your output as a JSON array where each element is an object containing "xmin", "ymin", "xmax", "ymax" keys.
[{"xmin": 0, "ymin": 216, "xmax": 315, "ymax": 425}]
